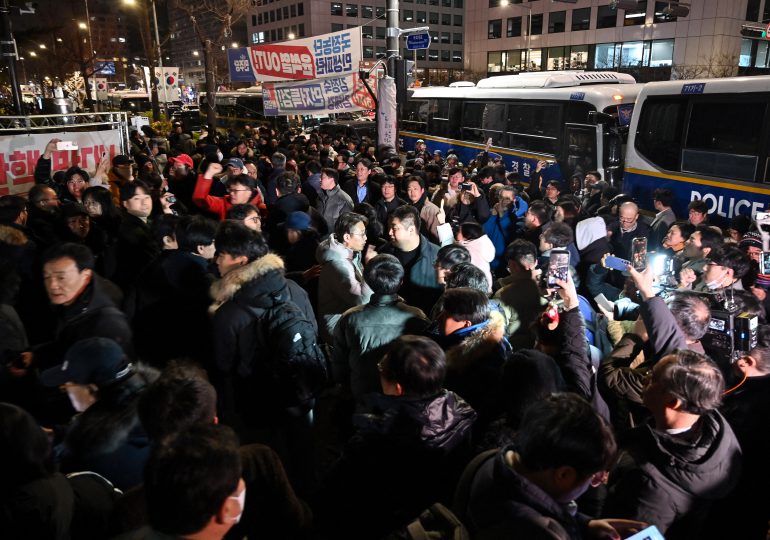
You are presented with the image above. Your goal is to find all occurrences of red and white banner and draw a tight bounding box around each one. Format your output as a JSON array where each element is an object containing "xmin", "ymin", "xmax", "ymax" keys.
[
  {"xmin": 263, "ymin": 72, "xmax": 376, "ymax": 116},
  {"xmin": 0, "ymin": 130, "xmax": 123, "ymax": 196},
  {"xmin": 229, "ymin": 28, "xmax": 363, "ymax": 83}
]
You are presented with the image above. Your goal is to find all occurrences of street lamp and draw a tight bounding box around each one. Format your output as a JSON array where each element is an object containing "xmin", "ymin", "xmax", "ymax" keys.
[
  {"xmin": 287, "ymin": 33, "xmax": 295, "ymax": 40},
  {"xmin": 78, "ymin": 22, "xmax": 87, "ymax": 30},
  {"xmin": 123, "ymin": 0, "xmax": 168, "ymax": 112}
]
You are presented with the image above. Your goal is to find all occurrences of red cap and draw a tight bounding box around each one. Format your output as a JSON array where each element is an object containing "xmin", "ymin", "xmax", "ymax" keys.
[{"xmin": 169, "ymin": 154, "xmax": 194, "ymax": 168}]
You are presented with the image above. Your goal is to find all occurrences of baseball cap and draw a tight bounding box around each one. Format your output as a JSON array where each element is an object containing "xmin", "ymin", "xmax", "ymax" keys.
[
  {"xmin": 169, "ymin": 154, "xmax": 194, "ymax": 168},
  {"xmin": 284, "ymin": 211, "xmax": 311, "ymax": 231},
  {"xmin": 40, "ymin": 337, "xmax": 132, "ymax": 388},
  {"xmin": 416, "ymin": 139, "xmax": 425, "ymax": 144},
  {"xmin": 433, "ymin": 150, "xmax": 443, "ymax": 156},
  {"xmin": 223, "ymin": 157, "xmax": 245, "ymax": 169},
  {"xmin": 112, "ymin": 155, "xmax": 132, "ymax": 167}
]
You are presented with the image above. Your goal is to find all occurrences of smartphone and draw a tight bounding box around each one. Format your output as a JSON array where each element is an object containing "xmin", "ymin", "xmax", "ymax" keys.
[
  {"xmin": 603, "ymin": 255, "xmax": 631, "ymax": 272},
  {"xmin": 632, "ymin": 237, "xmax": 647, "ymax": 271},
  {"xmin": 460, "ymin": 182, "xmax": 472, "ymax": 191},
  {"xmin": 166, "ymin": 195, "xmax": 177, "ymax": 204},
  {"xmin": 484, "ymin": 137, "xmax": 493, "ymax": 152},
  {"xmin": 624, "ymin": 525, "xmax": 665, "ymax": 540},
  {"xmin": 757, "ymin": 211, "xmax": 770, "ymax": 233},
  {"xmin": 761, "ymin": 252, "xmax": 770, "ymax": 274},
  {"xmin": 594, "ymin": 293, "xmax": 615, "ymax": 314},
  {"xmin": 57, "ymin": 141, "xmax": 78, "ymax": 151},
  {"xmin": 546, "ymin": 249, "xmax": 570, "ymax": 289}
]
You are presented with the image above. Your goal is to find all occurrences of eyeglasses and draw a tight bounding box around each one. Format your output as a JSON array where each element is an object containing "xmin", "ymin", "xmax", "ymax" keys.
[
  {"xmin": 618, "ymin": 217, "xmax": 636, "ymax": 224},
  {"xmin": 246, "ymin": 215, "xmax": 261, "ymax": 224},
  {"xmin": 67, "ymin": 179, "xmax": 86, "ymax": 185},
  {"xmin": 39, "ymin": 197, "xmax": 59, "ymax": 203},
  {"xmin": 349, "ymin": 230, "xmax": 367, "ymax": 237}
]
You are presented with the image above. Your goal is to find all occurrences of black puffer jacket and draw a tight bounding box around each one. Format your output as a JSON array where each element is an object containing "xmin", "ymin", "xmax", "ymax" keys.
[
  {"xmin": 603, "ymin": 411, "xmax": 742, "ymax": 539},
  {"xmin": 314, "ymin": 390, "xmax": 476, "ymax": 539},
  {"xmin": 210, "ymin": 253, "xmax": 317, "ymax": 426}
]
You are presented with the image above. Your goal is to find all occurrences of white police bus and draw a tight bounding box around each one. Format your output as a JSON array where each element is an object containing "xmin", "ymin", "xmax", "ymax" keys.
[
  {"xmin": 401, "ymin": 71, "xmax": 642, "ymax": 186},
  {"xmin": 624, "ymin": 76, "xmax": 770, "ymax": 223}
]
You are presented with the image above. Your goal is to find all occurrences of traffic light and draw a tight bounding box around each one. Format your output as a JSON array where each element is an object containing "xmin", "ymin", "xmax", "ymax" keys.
[
  {"xmin": 394, "ymin": 58, "xmax": 414, "ymax": 105},
  {"xmin": 741, "ymin": 24, "xmax": 768, "ymax": 39}
]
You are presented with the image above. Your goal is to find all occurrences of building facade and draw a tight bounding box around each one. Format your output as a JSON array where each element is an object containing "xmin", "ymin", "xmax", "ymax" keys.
[
  {"xmin": 245, "ymin": 0, "xmax": 466, "ymax": 84},
  {"xmin": 465, "ymin": 0, "xmax": 757, "ymax": 81}
]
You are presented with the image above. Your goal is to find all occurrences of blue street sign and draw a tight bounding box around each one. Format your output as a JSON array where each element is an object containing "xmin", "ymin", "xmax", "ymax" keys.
[{"xmin": 406, "ymin": 33, "xmax": 431, "ymax": 50}]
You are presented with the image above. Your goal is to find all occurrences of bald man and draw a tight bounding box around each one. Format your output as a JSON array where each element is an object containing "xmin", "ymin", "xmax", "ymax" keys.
[{"xmin": 610, "ymin": 201, "xmax": 650, "ymax": 260}]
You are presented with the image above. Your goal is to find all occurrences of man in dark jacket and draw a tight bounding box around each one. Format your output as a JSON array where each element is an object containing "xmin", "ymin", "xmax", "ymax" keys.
[
  {"xmin": 460, "ymin": 393, "xmax": 641, "ymax": 540},
  {"xmin": 609, "ymin": 201, "xmax": 650, "ymax": 260},
  {"xmin": 263, "ymin": 152, "xmax": 286, "ymax": 205},
  {"xmin": 380, "ymin": 205, "xmax": 442, "ymax": 315},
  {"xmin": 26, "ymin": 184, "xmax": 65, "ymax": 250},
  {"xmin": 342, "ymin": 157, "xmax": 381, "ymax": 205},
  {"xmin": 264, "ymin": 171, "xmax": 310, "ymax": 246},
  {"xmin": 602, "ymin": 350, "xmax": 742, "ymax": 539},
  {"xmin": 332, "ymin": 254, "xmax": 429, "ymax": 401},
  {"xmin": 649, "ymin": 188, "xmax": 676, "ymax": 251},
  {"xmin": 374, "ymin": 175, "xmax": 406, "ymax": 237},
  {"xmin": 115, "ymin": 181, "xmax": 161, "ymax": 292},
  {"xmin": 314, "ymin": 335, "xmax": 476, "ymax": 539},
  {"xmin": 599, "ymin": 265, "xmax": 711, "ymax": 432}
]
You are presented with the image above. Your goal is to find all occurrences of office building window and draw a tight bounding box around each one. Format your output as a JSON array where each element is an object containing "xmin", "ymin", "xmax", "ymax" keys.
[
  {"xmin": 332, "ymin": 23, "xmax": 344, "ymax": 32},
  {"xmin": 331, "ymin": 2, "xmax": 343, "ymax": 15},
  {"xmin": 276, "ymin": 9, "xmax": 282, "ymax": 20},
  {"xmin": 298, "ymin": 3, "xmax": 304, "ymax": 15},
  {"xmin": 252, "ymin": 31, "xmax": 265, "ymax": 44},
  {"xmin": 653, "ymin": 1, "xmax": 677, "ymax": 22},
  {"xmin": 529, "ymin": 14, "xmax": 543, "ymax": 35},
  {"xmin": 251, "ymin": 15, "xmax": 256, "ymax": 26},
  {"xmin": 346, "ymin": 4, "xmax": 358, "ymax": 16},
  {"xmin": 507, "ymin": 16, "xmax": 522, "ymax": 37},
  {"xmin": 364, "ymin": 45, "xmax": 374, "ymax": 58},
  {"xmin": 453, "ymin": 0, "xmax": 462, "ymax": 7},
  {"xmin": 548, "ymin": 10, "xmax": 565, "ymax": 33},
  {"xmin": 488, "ymin": 51, "xmax": 503, "ymax": 73},
  {"xmin": 376, "ymin": 26, "xmax": 386, "ymax": 39},
  {"xmin": 624, "ymin": 0, "xmax": 646, "ymax": 26},
  {"xmin": 429, "ymin": 49, "xmax": 439, "ymax": 61},
  {"xmin": 269, "ymin": 10, "xmax": 275, "ymax": 22},
  {"xmin": 299, "ymin": 23, "xmax": 305, "ymax": 36},
  {"xmin": 376, "ymin": 46, "xmax": 386, "ymax": 58},
  {"xmin": 403, "ymin": 9, "xmax": 413, "ymax": 21},
  {"xmin": 442, "ymin": 49, "xmax": 450, "ymax": 61},
  {"xmin": 441, "ymin": 32, "xmax": 450, "ymax": 44},
  {"xmin": 740, "ymin": 38, "xmax": 753, "ymax": 67},
  {"xmin": 572, "ymin": 7, "xmax": 590, "ymax": 31},
  {"xmin": 453, "ymin": 32, "xmax": 462, "ymax": 44},
  {"xmin": 570, "ymin": 45, "xmax": 589, "ymax": 69},
  {"xmin": 362, "ymin": 5, "xmax": 373, "ymax": 18},
  {"xmin": 430, "ymin": 30, "xmax": 439, "ymax": 42},
  {"xmin": 283, "ymin": 6, "xmax": 289, "ymax": 18},
  {"xmin": 376, "ymin": 6, "xmax": 385, "ymax": 17},
  {"xmin": 430, "ymin": 12, "xmax": 439, "ymax": 24},
  {"xmin": 649, "ymin": 39, "xmax": 674, "ymax": 66},
  {"xmin": 362, "ymin": 26, "xmax": 373, "ymax": 39},
  {"xmin": 417, "ymin": 10, "xmax": 426, "ymax": 22},
  {"xmin": 453, "ymin": 50, "xmax": 462, "ymax": 63},
  {"xmin": 596, "ymin": 5, "xmax": 616, "ymax": 28},
  {"xmin": 454, "ymin": 14, "xmax": 463, "ymax": 26},
  {"xmin": 417, "ymin": 49, "xmax": 427, "ymax": 60},
  {"xmin": 489, "ymin": 19, "xmax": 502, "ymax": 39},
  {"xmin": 442, "ymin": 13, "xmax": 451, "ymax": 25},
  {"xmin": 430, "ymin": 0, "xmax": 438, "ymax": 5},
  {"xmin": 290, "ymin": 4, "xmax": 296, "ymax": 17}
]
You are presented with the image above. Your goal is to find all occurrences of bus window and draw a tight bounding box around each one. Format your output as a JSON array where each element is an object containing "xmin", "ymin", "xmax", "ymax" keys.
[
  {"xmin": 635, "ymin": 97, "xmax": 686, "ymax": 172},
  {"xmin": 564, "ymin": 125, "xmax": 598, "ymax": 179},
  {"xmin": 481, "ymin": 103, "xmax": 506, "ymax": 146},
  {"xmin": 403, "ymin": 99, "xmax": 428, "ymax": 133},
  {"xmin": 506, "ymin": 103, "xmax": 559, "ymax": 155},
  {"xmin": 461, "ymin": 102, "xmax": 485, "ymax": 143},
  {"xmin": 564, "ymin": 101, "xmax": 594, "ymax": 124},
  {"xmin": 683, "ymin": 100, "xmax": 764, "ymax": 182},
  {"xmin": 428, "ymin": 99, "xmax": 460, "ymax": 139}
]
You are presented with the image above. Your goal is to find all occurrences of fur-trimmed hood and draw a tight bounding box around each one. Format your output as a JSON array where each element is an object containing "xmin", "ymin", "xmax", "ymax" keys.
[
  {"xmin": 209, "ymin": 253, "xmax": 285, "ymax": 313},
  {"xmin": 0, "ymin": 224, "xmax": 29, "ymax": 246},
  {"xmin": 445, "ymin": 310, "xmax": 507, "ymax": 374}
]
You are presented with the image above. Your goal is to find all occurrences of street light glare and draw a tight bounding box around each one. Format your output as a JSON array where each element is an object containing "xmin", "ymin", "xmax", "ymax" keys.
[
  {"xmin": 78, "ymin": 22, "xmax": 87, "ymax": 29},
  {"xmin": 39, "ymin": 44, "xmax": 46, "ymax": 49},
  {"xmin": 232, "ymin": 42, "xmax": 238, "ymax": 48},
  {"xmin": 30, "ymin": 51, "xmax": 37, "ymax": 57},
  {"xmin": 500, "ymin": 0, "xmax": 509, "ymax": 5},
  {"xmin": 288, "ymin": 33, "xmax": 296, "ymax": 39}
]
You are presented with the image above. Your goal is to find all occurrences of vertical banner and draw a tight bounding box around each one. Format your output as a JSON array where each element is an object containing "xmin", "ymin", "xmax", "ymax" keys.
[
  {"xmin": 377, "ymin": 77, "xmax": 397, "ymax": 150},
  {"xmin": 142, "ymin": 66, "xmax": 151, "ymax": 93},
  {"xmin": 154, "ymin": 67, "xmax": 180, "ymax": 102}
]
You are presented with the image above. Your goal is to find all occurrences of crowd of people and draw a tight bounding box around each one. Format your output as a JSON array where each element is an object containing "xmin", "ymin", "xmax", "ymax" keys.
[{"xmin": 1, "ymin": 120, "xmax": 769, "ymax": 540}]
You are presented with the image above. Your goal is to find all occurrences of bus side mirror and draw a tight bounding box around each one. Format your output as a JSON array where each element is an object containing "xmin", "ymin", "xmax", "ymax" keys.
[{"xmin": 588, "ymin": 111, "xmax": 614, "ymax": 125}]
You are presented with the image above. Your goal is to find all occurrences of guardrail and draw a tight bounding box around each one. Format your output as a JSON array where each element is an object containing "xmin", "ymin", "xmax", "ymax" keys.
[{"xmin": 0, "ymin": 111, "xmax": 130, "ymax": 133}]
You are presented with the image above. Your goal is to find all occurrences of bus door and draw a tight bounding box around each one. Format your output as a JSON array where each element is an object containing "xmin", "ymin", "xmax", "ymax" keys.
[{"xmin": 562, "ymin": 123, "xmax": 599, "ymax": 181}]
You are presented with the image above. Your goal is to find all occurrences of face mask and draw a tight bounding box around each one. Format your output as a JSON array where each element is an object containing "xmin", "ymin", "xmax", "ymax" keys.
[
  {"xmin": 706, "ymin": 270, "xmax": 728, "ymax": 290},
  {"xmin": 229, "ymin": 486, "xmax": 246, "ymax": 524}
]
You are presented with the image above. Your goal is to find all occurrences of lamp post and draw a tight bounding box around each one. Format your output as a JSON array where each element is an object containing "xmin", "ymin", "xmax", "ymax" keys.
[
  {"xmin": 500, "ymin": 0, "xmax": 532, "ymax": 71},
  {"xmin": 124, "ymin": 0, "xmax": 162, "ymax": 118}
]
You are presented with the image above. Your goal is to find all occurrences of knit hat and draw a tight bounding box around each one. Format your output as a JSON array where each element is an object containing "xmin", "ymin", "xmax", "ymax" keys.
[
  {"xmin": 284, "ymin": 211, "xmax": 311, "ymax": 231},
  {"xmin": 739, "ymin": 231, "xmax": 762, "ymax": 250}
]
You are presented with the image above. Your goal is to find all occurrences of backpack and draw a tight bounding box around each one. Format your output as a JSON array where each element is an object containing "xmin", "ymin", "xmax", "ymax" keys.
[
  {"xmin": 239, "ymin": 292, "xmax": 329, "ymax": 408},
  {"xmin": 384, "ymin": 503, "xmax": 471, "ymax": 540}
]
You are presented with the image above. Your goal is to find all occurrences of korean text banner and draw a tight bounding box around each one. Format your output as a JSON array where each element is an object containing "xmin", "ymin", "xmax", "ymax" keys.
[
  {"xmin": 262, "ymin": 73, "xmax": 377, "ymax": 116},
  {"xmin": 0, "ymin": 131, "xmax": 122, "ymax": 196},
  {"xmin": 228, "ymin": 48, "xmax": 256, "ymax": 82},
  {"xmin": 228, "ymin": 28, "xmax": 363, "ymax": 83}
]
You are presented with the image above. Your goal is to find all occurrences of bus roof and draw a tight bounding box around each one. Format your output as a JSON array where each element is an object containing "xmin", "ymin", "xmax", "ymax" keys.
[
  {"xmin": 475, "ymin": 71, "xmax": 636, "ymax": 89},
  {"xmin": 638, "ymin": 75, "xmax": 770, "ymax": 97},
  {"xmin": 410, "ymin": 83, "xmax": 644, "ymax": 105}
]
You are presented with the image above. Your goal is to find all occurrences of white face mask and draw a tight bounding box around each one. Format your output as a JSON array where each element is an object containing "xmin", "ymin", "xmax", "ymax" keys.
[
  {"xmin": 706, "ymin": 270, "xmax": 728, "ymax": 290},
  {"xmin": 229, "ymin": 486, "xmax": 246, "ymax": 524}
]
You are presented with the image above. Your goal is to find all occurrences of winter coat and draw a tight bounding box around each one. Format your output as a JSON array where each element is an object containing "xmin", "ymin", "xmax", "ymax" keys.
[
  {"xmin": 34, "ymin": 277, "xmax": 133, "ymax": 369},
  {"xmin": 265, "ymin": 192, "xmax": 310, "ymax": 242},
  {"xmin": 209, "ymin": 253, "xmax": 317, "ymax": 427},
  {"xmin": 316, "ymin": 236, "xmax": 373, "ymax": 344},
  {"xmin": 411, "ymin": 195, "xmax": 442, "ymax": 244},
  {"xmin": 316, "ymin": 184, "xmax": 354, "ymax": 233},
  {"xmin": 342, "ymin": 178, "xmax": 382, "ymax": 205},
  {"xmin": 26, "ymin": 205, "xmax": 65, "ymax": 250},
  {"xmin": 59, "ymin": 368, "xmax": 157, "ymax": 491},
  {"xmin": 192, "ymin": 174, "xmax": 265, "ymax": 221},
  {"xmin": 0, "ymin": 471, "xmax": 119, "ymax": 540},
  {"xmin": 443, "ymin": 311, "xmax": 511, "ymax": 427},
  {"xmin": 264, "ymin": 167, "xmax": 285, "ymax": 205},
  {"xmin": 332, "ymin": 293, "xmax": 429, "ymax": 398},
  {"xmin": 446, "ymin": 195, "xmax": 491, "ymax": 227},
  {"xmin": 375, "ymin": 196, "xmax": 408, "ymax": 237},
  {"xmin": 483, "ymin": 200, "xmax": 527, "ymax": 274},
  {"xmin": 609, "ymin": 221, "xmax": 651, "ymax": 261},
  {"xmin": 649, "ymin": 208, "xmax": 676, "ymax": 251},
  {"xmin": 381, "ymin": 235, "xmax": 442, "ymax": 315},
  {"xmin": 461, "ymin": 234, "xmax": 496, "ymax": 293},
  {"xmin": 114, "ymin": 213, "xmax": 160, "ymax": 292},
  {"xmin": 462, "ymin": 447, "xmax": 589, "ymax": 540},
  {"xmin": 603, "ymin": 411, "xmax": 742, "ymax": 538},
  {"xmin": 313, "ymin": 390, "xmax": 477, "ymax": 539}
]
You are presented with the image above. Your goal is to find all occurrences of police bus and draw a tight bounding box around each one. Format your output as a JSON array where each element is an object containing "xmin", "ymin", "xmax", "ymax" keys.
[
  {"xmin": 199, "ymin": 87, "xmax": 289, "ymax": 132},
  {"xmin": 401, "ymin": 71, "xmax": 642, "ymax": 186},
  {"xmin": 106, "ymin": 91, "xmax": 151, "ymax": 113},
  {"xmin": 623, "ymin": 76, "xmax": 770, "ymax": 222}
]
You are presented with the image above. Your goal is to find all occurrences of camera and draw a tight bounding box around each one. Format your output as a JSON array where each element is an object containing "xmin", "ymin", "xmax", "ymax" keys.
[
  {"xmin": 460, "ymin": 182, "xmax": 472, "ymax": 191},
  {"xmin": 701, "ymin": 306, "xmax": 759, "ymax": 369}
]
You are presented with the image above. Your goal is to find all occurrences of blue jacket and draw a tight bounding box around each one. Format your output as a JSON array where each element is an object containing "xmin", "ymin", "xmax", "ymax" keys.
[{"xmin": 484, "ymin": 197, "xmax": 527, "ymax": 272}]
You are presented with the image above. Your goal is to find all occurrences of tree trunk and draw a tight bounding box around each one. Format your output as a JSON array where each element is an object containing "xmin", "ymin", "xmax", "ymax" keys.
[{"xmin": 204, "ymin": 38, "xmax": 217, "ymax": 131}]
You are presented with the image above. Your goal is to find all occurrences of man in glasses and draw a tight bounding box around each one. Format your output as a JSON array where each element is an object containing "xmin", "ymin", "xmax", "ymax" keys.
[
  {"xmin": 192, "ymin": 162, "xmax": 264, "ymax": 221},
  {"xmin": 610, "ymin": 201, "xmax": 649, "ymax": 261}
]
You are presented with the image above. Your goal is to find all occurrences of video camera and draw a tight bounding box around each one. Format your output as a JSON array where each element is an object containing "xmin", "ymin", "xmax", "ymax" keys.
[{"xmin": 701, "ymin": 305, "xmax": 759, "ymax": 368}]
